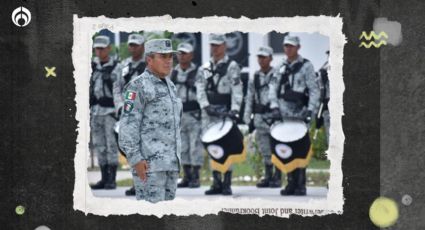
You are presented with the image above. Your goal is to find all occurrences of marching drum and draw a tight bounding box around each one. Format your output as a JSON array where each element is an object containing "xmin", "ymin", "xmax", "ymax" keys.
[
  {"xmin": 270, "ymin": 119, "xmax": 312, "ymax": 173},
  {"xmin": 201, "ymin": 118, "xmax": 245, "ymax": 172}
]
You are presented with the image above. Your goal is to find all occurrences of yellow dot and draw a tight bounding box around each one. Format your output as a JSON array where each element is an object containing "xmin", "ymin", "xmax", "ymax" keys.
[
  {"xmin": 369, "ymin": 197, "xmax": 399, "ymax": 228},
  {"xmin": 15, "ymin": 205, "xmax": 25, "ymax": 215}
]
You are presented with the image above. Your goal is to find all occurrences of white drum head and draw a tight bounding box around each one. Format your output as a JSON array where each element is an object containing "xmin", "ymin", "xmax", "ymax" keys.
[
  {"xmin": 201, "ymin": 119, "xmax": 233, "ymax": 143},
  {"xmin": 270, "ymin": 120, "xmax": 308, "ymax": 142}
]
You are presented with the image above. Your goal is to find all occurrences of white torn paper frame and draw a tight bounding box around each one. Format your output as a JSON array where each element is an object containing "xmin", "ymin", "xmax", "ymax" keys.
[{"xmin": 72, "ymin": 15, "xmax": 346, "ymax": 217}]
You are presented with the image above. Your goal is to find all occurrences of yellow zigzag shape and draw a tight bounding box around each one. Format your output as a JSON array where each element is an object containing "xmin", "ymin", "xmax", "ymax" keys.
[
  {"xmin": 359, "ymin": 31, "xmax": 388, "ymax": 40},
  {"xmin": 359, "ymin": 40, "xmax": 387, "ymax": 48}
]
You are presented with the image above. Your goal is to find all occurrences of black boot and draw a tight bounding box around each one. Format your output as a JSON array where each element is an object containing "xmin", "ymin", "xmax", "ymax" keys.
[
  {"xmin": 90, "ymin": 165, "xmax": 108, "ymax": 189},
  {"xmin": 205, "ymin": 171, "xmax": 222, "ymax": 195},
  {"xmin": 178, "ymin": 165, "xmax": 192, "ymax": 188},
  {"xmin": 222, "ymin": 171, "xmax": 233, "ymax": 196},
  {"xmin": 269, "ymin": 166, "xmax": 282, "ymax": 188},
  {"xmin": 294, "ymin": 168, "xmax": 307, "ymax": 196},
  {"xmin": 189, "ymin": 166, "xmax": 201, "ymax": 188},
  {"xmin": 256, "ymin": 164, "xmax": 273, "ymax": 188},
  {"xmin": 125, "ymin": 185, "xmax": 136, "ymax": 196},
  {"xmin": 104, "ymin": 164, "xmax": 117, "ymax": 189},
  {"xmin": 280, "ymin": 170, "xmax": 297, "ymax": 196}
]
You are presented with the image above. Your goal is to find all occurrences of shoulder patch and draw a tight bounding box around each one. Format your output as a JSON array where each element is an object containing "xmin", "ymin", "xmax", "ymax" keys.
[
  {"xmin": 125, "ymin": 91, "xmax": 137, "ymax": 100},
  {"xmin": 123, "ymin": 101, "xmax": 134, "ymax": 113}
]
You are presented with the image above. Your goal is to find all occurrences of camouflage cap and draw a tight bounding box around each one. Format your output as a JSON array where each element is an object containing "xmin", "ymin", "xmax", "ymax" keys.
[
  {"xmin": 177, "ymin": 42, "xmax": 194, "ymax": 53},
  {"xmin": 93, "ymin": 35, "xmax": 110, "ymax": 48},
  {"xmin": 283, "ymin": 35, "xmax": 300, "ymax": 46},
  {"xmin": 257, "ymin": 46, "xmax": 273, "ymax": 56},
  {"xmin": 127, "ymin": 33, "xmax": 145, "ymax": 45},
  {"xmin": 209, "ymin": 34, "xmax": 226, "ymax": 45},
  {"xmin": 145, "ymin": 39, "xmax": 177, "ymax": 55}
]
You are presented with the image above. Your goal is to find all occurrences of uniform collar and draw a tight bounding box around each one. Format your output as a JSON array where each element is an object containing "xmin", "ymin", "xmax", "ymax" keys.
[
  {"xmin": 258, "ymin": 66, "xmax": 274, "ymax": 76},
  {"xmin": 210, "ymin": 55, "xmax": 229, "ymax": 66},
  {"xmin": 175, "ymin": 62, "xmax": 196, "ymax": 73},
  {"xmin": 284, "ymin": 55, "xmax": 303, "ymax": 66},
  {"xmin": 130, "ymin": 57, "xmax": 144, "ymax": 66},
  {"xmin": 146, "ymin": 68, "xmax": 171, "ymax": 85},
  {"xmin": 94, "ymin": 56, "xmax": 115, "ymax": 68}
]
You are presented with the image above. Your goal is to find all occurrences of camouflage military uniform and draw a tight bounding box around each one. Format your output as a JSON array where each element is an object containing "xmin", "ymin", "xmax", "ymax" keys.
[
  {"xmin": 90, "ymin": 57, "xmax": 120, "ymax": 167},
  {"xmin": 113, "ymin": 57, "xmax": 146, "ymax": 113},
  {"xmin": 269, "ymin": 50, "xmax": 320, "ymax": 196},
  {"xmin": 243, "ymin": 67, "xmax": 275, "ymax": 165},
  {"xmin": 318, "ymin": 61, "xmax": 330, "ymax": 145},
  {"xmin": 118, "ymin": 69, "xmax": 182, "ymax": 203},
  {"xmin": 171, "ymin": 63, "xmax": 203, "ymax": 166},
  {"xmin": 269, "ymin": 55, "xmax": 320, "ymax": 120},
  {"xmin": 196, "ymin": 53, "xmax": 243, "ymax": 195},
  {"xmin": 197, "ymin": 55, "xmax": 243, "ymax": 129}
]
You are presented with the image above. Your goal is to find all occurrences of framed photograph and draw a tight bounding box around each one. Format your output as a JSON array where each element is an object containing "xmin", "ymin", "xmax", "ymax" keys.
[{"xmin": 73, "ymin": 15, "xmax": 345, "ymax": 217}]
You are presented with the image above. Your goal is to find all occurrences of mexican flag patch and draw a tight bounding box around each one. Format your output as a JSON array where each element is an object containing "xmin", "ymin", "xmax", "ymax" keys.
[
  {"xmin": 125, "ymin": 91, "xmax": 136, "ymax": 100},
  {"xmin": 124, "ymin": 101, "xmax": 134, "ymax": 113}
]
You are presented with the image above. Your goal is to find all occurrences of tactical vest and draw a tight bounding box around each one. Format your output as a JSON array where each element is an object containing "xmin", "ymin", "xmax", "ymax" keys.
[
  {"xmin": 205, "ymin": 59, "xmax": 232, "ymax": 110},
  {"xmin": 319, "ymin": 67, "xmax": 329, "ymax": 110},
  {"xmin": 90, "ymin": 60, "xmax": 118, "ymax": 108},
  {"xmin": 123, "ymin": 61, "xmax": 146, "ymax": 85},
  {"xmin": 277, "ymin": 59, "xmax": 309, "ymax": 107},
  {"xmin": 170, "ymin": 66, "xmax": 200, "ymax": 112},
  {"xmin": 252, "ymin": 69, "xmax": 273, "ymax": 114}
]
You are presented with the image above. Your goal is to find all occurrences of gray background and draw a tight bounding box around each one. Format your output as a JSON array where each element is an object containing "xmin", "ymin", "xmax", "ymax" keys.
[{"xmin": 0, "ymin": 0, "xmax": 422, "ymax": 229}]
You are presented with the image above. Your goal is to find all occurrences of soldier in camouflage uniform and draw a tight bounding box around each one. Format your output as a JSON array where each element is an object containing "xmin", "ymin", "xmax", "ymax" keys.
[
  {"xmin": 243, "ymin": 46, "xmax": 282, "ymax": 188},
  {"xmin": 114, "ymin": 33, "xmax": 146, "ymax": 116},
  {"xmin": 317, "ymin": 50, "xmax": 330, "ymax": 145},
  {"xmin": 171, "ymin": 43, "xmax": 203, "ymax": 188},
  {"xmin": 196, "ymin": 34, "xmax": 243, "ymax": 196},
  {"xmin": 118, "ymin": 39, "xmax": 182, "ymax": 203},
  {"xmin": 268, "ymin": 35, "xmax": 320, "ymax": 196},
  {"xmin": 113, "ymin": 33, "xmax": 146, "ymax": 196},
  {"xmin": 89, "ymin": 35, "xmax": 120, "ymax": 190}
]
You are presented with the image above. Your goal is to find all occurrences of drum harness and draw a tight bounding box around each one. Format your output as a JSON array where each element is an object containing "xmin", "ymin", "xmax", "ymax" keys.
[
  {"xmin": 206, "ymin": 59, "xmax": 232, "ymax": 111},
  {"xmin": 252, "ymin": 68, "xmax": 275, "ymax": 126},
  {"xmin": 123, "ymin": 61, "xmax": 146, "ymax": 85},
  {"xmin": 203, "ymin": 59, "xmax": 236, "ymax": 130},
  {"xmin": 171, "ymin": 66, "xmax": 201, "ymax": 120},
  {"xmin": 90, "ymin": 60, "xmax": 118, "ymax": 109},
  {"xmin": 276, "ymin": 59, "xmax": 310, "ymax": 108}
]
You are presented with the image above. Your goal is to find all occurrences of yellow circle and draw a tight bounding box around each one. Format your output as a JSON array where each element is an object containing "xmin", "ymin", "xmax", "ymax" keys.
[
  {"xmin": 15, "ymin": 205, "xmax": 25, "ymax": 215},
  {"xmin": 369, "ymin": 197, "xmax": 399, "ymax": 228}
]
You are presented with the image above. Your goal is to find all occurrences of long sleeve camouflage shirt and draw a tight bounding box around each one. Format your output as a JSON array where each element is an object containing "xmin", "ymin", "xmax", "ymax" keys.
[
  {"xmin": 196, "ymin": 55, "xmax": 243, "ymax": 112},
  {"xmin": 268, "ymin": 55, "xmax": 320, "ymax": 117},
  {"xmin": 118, "ymin": 69, "xmax": 183, "ymax": 172}
]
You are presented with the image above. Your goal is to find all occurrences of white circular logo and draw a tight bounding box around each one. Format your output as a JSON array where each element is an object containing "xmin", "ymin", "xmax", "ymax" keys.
[
  {"xmin": 172, "ymin": 33, "xmax": 197, "ymax": 51},
  {"xmin": 207, "ymin": 144, "xmax": 224, "ymax": 160},
  {"xmin": 11, "ymin": 7, "xmax": 31, "ymax": 27},
  {"xmin": 225, "ymin": 32, "xmax": 243, "ymax": 56},
  {"xmin": 275, "ymin": 144, "xmax": 293, "ymax": 159}
]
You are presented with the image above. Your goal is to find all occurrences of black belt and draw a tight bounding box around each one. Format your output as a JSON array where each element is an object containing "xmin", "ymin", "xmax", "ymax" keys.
[
  {"xmin": 207, "ymin": 92, "xmax": 231, "ymax": 109},
  {"xmin": 253, "ymin": 104, "xmax": 271, "ymax": 114},
  {"xmin": 183, "ymin": 101, "xmax": 201, "ymax": 112}
]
